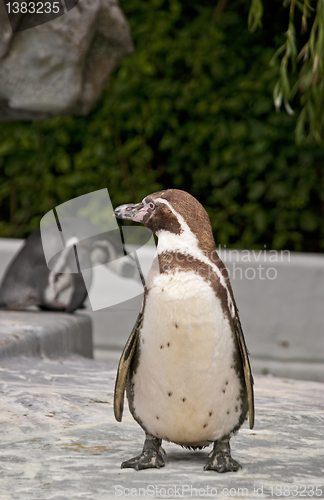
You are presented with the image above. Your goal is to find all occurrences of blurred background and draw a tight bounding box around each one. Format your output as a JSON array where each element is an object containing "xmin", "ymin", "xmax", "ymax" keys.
[
  {"xmin": 0, "ymin": 0, "xmax": 323, "ymax": 251},
  {"xmin": 0, "ymin": 0, "xmax": 323, "ymax": 379}
]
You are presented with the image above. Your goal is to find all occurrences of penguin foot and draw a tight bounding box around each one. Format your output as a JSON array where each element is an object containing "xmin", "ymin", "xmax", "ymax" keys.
[
  {"xmin": 204, "ymin": 438, "xmax": 241, "ymax": 473},
  {"xmin": 121, "ymin": 434, "xmax": 165, "ymax": 470},
  {"xmin": 39, "ymin": 301, "xmax": 66, "ymax": 312}
]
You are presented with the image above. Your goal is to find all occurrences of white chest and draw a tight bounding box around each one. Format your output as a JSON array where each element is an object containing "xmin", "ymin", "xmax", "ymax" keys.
[{"xmin": 131, "ymin": 270, "xmax": 244, "ymax": 446}]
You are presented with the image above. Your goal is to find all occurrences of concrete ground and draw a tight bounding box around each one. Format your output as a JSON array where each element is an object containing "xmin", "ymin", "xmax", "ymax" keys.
[{"xmin": 0, "ymin": 355, "xmax": 323, "ymax": 500}]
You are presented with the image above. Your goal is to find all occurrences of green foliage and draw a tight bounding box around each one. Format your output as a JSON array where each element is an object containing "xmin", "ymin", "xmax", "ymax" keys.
[
  {"xmin": 0, "ymin": 0, "xmax": 323, "ymax": 252},
  {"xmin": 248, "ymin": 0, "xmax": 264, "ymax": 32},
  {"xmin": 249, "ymin": 0, "xmax": 324, "ymax": 144}
]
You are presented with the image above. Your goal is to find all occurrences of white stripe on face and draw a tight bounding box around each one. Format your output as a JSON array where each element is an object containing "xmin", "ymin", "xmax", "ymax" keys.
[{"xmin": 154, "ymin": 197, "xmax": 235, "ymax": 317}]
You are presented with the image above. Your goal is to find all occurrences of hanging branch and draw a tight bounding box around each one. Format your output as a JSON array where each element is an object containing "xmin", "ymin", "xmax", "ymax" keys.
[{"xmin": 248, "ymin": 0, "xmax": 324, "ymax": 144}]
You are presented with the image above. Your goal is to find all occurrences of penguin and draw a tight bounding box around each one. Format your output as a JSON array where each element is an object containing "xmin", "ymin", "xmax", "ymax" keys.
[
  {"xmin": 0, "ymin": 220, "xmax": 140, "ymax": 313},
  {"xmin": 0, "ymin": 229, "xmax": 90, "ymax": 313},
  {"xmin": 114, "ymin": 189, "xmax": 254, "ymax": 472}
]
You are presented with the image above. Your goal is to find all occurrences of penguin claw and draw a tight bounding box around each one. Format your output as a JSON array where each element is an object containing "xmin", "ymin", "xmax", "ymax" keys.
[
  {"xmin": 204, "ymin": 439, "xmax": 242, "ymax": 473},
  {"xmin": 204, "ymin": 455, "xmax": 241, "ymax": 473},
  {"xmin": 121, "ymin": 452, "xmax": 165, "ymax": 470},
  {"xmin": 121, "ymin": 435, "xmax": 165, "ymax": 470}
]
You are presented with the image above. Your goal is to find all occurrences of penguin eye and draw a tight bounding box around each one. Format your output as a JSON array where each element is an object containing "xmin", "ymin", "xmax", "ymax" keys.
[{"xmin": 148, "ymin": 202, "xmax": 155, "ymax": 210}]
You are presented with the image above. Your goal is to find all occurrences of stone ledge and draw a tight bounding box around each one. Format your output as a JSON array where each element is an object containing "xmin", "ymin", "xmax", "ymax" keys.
[
  {"xmin": 0, "ymin": 311, "xmax": 93, "ymax": 360},
  {"xmin": 1, "ymin": 238, "xmax": 324, "ymax": 381},
  {"xmin": 252, "ymin": 357, "xmax": 324, "ymax": 383}
]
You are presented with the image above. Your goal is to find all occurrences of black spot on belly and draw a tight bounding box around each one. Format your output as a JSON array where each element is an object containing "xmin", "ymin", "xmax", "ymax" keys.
[
  {"xmin": 182, "ymin": 398, "xmax": 186, "ymax": 402},
  {"xmin": 209, "ymin": 411, "xmax": 213, "ymax": 417},
  {"xmin": 175, "ymin": 324, "xmax": 179, "ymax": 329},
  {"xmin": 203, "ymin": 423, "xmax": 208, "ymax": 428},
  {"xmin": 167, "ymin": 342, "xmax": 170, "ymax": 347},
  {"xmin": 235, "ymin": 405, "xmax": 239, "ymax": 412},
  {"xmin": 156, "ymin": 416, "xmax": 159, "ymax": 420},
  {"xmin": 226, "ymin": 410, "xmax": 230, "ymax": 415},
  {"xmin": 160, "ymin": 345, "xmax": 164, "ymax": 349},
  {"xmin": 225, "ymin": 380, "xmax": 228, "ymax": 385},
  {"xmin": 142, "ymin": 338, "xmax": 145, "ymax": 344},
  {"xmin": 168, "ymin": 392, "xmax": 173, "ymax": 397},
  {"xmin": 222, "ymin": 389, "xmax": 226, "ymax": 393}
]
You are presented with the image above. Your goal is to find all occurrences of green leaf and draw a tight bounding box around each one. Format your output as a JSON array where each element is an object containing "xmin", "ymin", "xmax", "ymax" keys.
[{"xmin": 248, "ymin": 0, "xmax": 264, "ymax": 33}]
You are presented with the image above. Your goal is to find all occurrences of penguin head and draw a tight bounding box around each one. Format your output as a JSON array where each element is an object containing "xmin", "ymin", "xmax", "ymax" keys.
[{"xmin": 114, "ymin": 189, "xmax": 214, "ymax": 251}]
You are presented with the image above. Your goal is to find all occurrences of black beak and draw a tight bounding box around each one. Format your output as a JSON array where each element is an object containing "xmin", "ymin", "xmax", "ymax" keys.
[{"xmin": 114, "ymin": 203, "xmax": 145, "ymax": 221}]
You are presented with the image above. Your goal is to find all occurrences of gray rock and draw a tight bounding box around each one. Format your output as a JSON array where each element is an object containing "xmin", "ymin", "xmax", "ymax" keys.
[{"xmin": 0, "ymin": 0, "xmax": 133, "ymax": 120}]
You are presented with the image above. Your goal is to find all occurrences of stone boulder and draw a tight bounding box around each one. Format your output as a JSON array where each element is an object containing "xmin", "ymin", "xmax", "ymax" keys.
[{"xmin": 0, "ymin": 0, "xmax": 133, "ymax": 120}]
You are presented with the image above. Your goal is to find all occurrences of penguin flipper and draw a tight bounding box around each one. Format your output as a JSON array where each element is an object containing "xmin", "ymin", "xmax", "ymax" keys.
[
  {"xmin": 114, "ymin": 310, "xmax": 143, "ymax": 422},
  {"xmin": 233, "ymin": 308, "xmax": 255, "ymax": 429}
]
